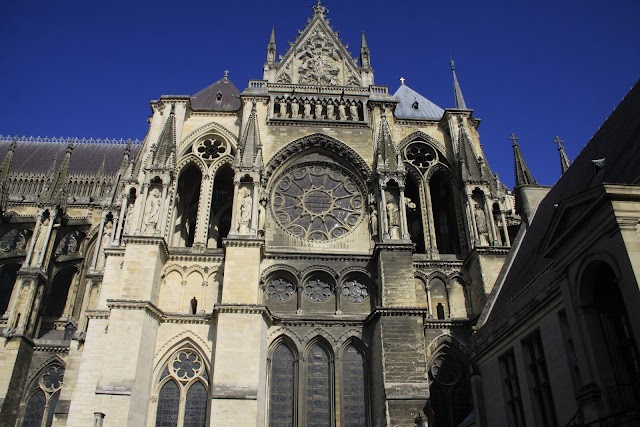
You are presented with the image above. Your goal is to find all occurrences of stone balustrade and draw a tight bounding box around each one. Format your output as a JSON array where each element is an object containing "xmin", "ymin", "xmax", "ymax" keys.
[{"xmin": 273, "ymin": 96, "xmax": 365, "ymax": 122}]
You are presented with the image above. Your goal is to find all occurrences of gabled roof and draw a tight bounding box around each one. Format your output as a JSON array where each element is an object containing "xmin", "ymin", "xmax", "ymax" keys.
[
  {"xmin": 190, "ymin": 76, "xmax": 241, "ymax": 112},
  {"xmin": 393, "ymin": 84, "xmax": 444, "ymax": 120},
  {"xmin": 485, "ymin": 80, "xmax": 640, "ymax": 322},
  {"xmin": 0, "ymin": 137, "xmax": 140, "ymax": 176}
]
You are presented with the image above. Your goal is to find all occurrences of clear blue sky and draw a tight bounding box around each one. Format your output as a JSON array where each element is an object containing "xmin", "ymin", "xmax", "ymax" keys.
[{"xmin": 1, "ymin": 0, "xmax": 638, "ymax": 188}]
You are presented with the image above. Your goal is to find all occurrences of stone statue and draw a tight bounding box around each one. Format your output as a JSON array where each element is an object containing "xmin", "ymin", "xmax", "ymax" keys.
[
  {"xmin": 123, "ymin": 203, "xmax": 135, "ymax": 235},
  {"xmin": 386, "ymin": 201, "xmax": 399, "ymax": 227},
  {"xmin": 30, "ymin": 217, "xmax": 50, "ymax": 266},
  {"xmin": 338, "ymin": 102, "xmax": 347, "ymax": 121},
  {"xmin": 279, "ymin": 98, "xmax": 288, "ymax": 118},
  {"xmin": 144, "ymin": 188, "xmax": 162, "ymax": 234},
  {"xmin": 370, "ymin": 207, "xmax": 378, "ymax": 236},
  {"xmin": 190, "ymin": 296, "xmax": 197, "ymax": 315},
  {"xmin": 0, "ymin": 228, "xmax": 27, "ymax": 253},
  {"xmin": 291, "ymin": 99, "xmax": 300, "ymax": 118},
  {"xmin": 97, "ymin": 221, "xmax": 112, "ymax": 268},
  {"xmin": 303, "ymin": 100, "xmax": 312, "ymax": 119},
  {"xmin": 349, "ymin": 102, "xmax": 359, "ymax": 121},
  {"xmin": 237, "ymin": 187, "xmax": 252, "ymax": 233},
  {"xmin": 474, "ymin": 204, "xmax": 489, "ymax": 245},
  {"xmin": 315, "ymin": 102, "xmax": 323, "ymax": 119},
  {"xmin": 55, "ymin": 231, "xmax": 78, "ymax": 256},
  {"xmin": 326, "ymin": 103, "xmax": 335, "ymax": 120}
]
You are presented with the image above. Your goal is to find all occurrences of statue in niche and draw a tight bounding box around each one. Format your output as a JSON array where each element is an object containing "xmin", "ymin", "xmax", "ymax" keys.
[
  {"xmin": 338, "ymin": 101, "xmax": 347, "ymax": 121},
  {"xmin": 369, "ymin": 206, "xmax": 378, "ymax": 236},
  {"xmin": 349, "ymin": 102, "xmax": 359, "ymax": 121},
  {"xmin": 97, "ymin": 221, "xmax": 113, "ymax": 268},
  {"xmin": 474, "ymin": 204, "xmax": 489, "ymax": 245},
  {"xmin": 279, "ymin": 98, "xmax": 288, "ymax": 118},
  {"xmin": 237, "ymin": 187, "xmax": 252, "ymax": 233},
  {"xmin": 258, "ymin": 198, "xmax": 267, "ymax": 235},
  {"xmin": 30, "ymin": 217, "xmax": 50, "ymax": 266},
  {"xmin": 190, "ymin": 297, "xmax": 197, "ymax": 315},
  {"xmin": 55, "ymin": 231, "xmax": 79, "ymax": 256},
  {"xmin": 303, "ymin": 100, "xmax": 312, "ymax": 119},
  {"xmin": 386, "ymin": 199, "xmax": 400, "ymax": 239},
  {"xmin": 291, "ymin": 99, "xmax": 300, "ymax": 118},
  {"xmin": 123, "ymin": 203, "xmax": 135, "ymax": 235},
  {"xmin": 0, "ymin": 228, "xmax": 27, "ymax": 253},
  {"xmin": 315, "ymin": 101, "xmax": 323, "ymax": 119},
  {"xmin": 144, "ymin": 188, "xmax": 162, "ymax": 234},
  {"xmin": 326, "ymin": 102, "xmax": 335, "ymax": 119}
]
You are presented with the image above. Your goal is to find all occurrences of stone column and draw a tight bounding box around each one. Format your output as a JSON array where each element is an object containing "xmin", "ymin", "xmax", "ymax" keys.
[
  {"xmin": 426, "ymin": 285, "xmax": 433, "ymax": 318},
  {"xmin": 379, "ymin": 184, "xmax": 390, "ymax": 240},
  {"xmin": 114, "ymin": 196, "xmax": 128, "ymax": 244},
  {"xmin": 35, "ymin": 211, "xmax": 56, "ymax": 268},
  {"xmin": 229, "ymin": 179, "xmax": 241, "ymax": 236},
  {"xmin": 466, "ymin": 194, "xmax": 478, "ymax": 246},
  {"xmin": 135, "ymin": 183, "xmax": 149, "ymax": 234},
  {"xmin": 91, "ymin": 215, "xmax": 107, "ymax": 270},
  {"xmin": 423, "ymin": 180, "xmax": 438, "ymax": 256},
  {"xmin": 155, "ymin": 184, "xmax": 169, "ymax": 237},
  {"xmin": 399, "ymin": 186, "xmax": 410, "ymax": 240},
  {"xmin": 23, "ymin": 214, "xmax": 42, "ymax": 266},
  {"xmin": 500, "ymin": 210, "xmax": 510, "ymax": 246},
  {"xmin": 250, "ymin": 182, "xmax": 259, "ymax": 235}
]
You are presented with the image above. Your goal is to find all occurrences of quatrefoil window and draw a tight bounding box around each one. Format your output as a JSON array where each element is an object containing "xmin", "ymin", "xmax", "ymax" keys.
[
  {"xmin": 39, "ymin": 365, "xmax": 64, "ymax": 392},
  {"xmin": 405, "ymin": 142, "xmax": 438, "ymax": 170},
  {"xmin": 195, "ymin": 137, "xmax": 230, "ymax": 160},
  {"xmin": 170, "ymin": 351, "xmax": 203, "ymax": 381},
  {"xmin": 271, "ymin": 163, "xmax": 364, "ymax": 241}
]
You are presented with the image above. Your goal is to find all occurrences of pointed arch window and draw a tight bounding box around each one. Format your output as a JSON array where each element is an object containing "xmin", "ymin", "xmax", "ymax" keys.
[
  {"xmin": 306, "ymin": 344, "xmax": 332, "ymax": 426},
  {"xmin": 20, "ymin": 363, "xmax": 64, "ymax": 427},
  {"xmin": 269, "ymin": 343, "xmax": 297, "ymax": 427},
  {"xmin": 342, "ymin": 344, "xmax": 367, "ymax": 427},
  {"xmin": 153, "ymin": 349, "xmax": 209, "ymax": 427}
]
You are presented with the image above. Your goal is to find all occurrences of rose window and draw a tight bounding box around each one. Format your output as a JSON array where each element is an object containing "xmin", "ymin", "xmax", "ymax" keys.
[
  {"xmin": 40, "ymin": 365, "xmax": 64, "ymax": 392},
  {"xmin": 170, "ymin": 351, "xmax": 204, "ymax": 381},
  {"xmin": 304, "ymin": 278, "xmax": 332, "ymax": 302},
  {"xmin": 405, "ymin": 142, "xmax": 437, "ymax": 170},
  {"xmin": 341, "ymin": 280, "xmax": 369, "ymax": 303},
  {"xmin": 430, "ymin": 354, "xmax": 461, "ymax": 385},
  {"xmin": 266, "ymin": 278, "xmax": 296, "ymax": 302},
  {"xmin": 271, "ymin": 163, "xmax": 364, "ymax": 241},
  {"xmin": 195, "ymin": 137, "xmax": 230, "ymax": 160}
]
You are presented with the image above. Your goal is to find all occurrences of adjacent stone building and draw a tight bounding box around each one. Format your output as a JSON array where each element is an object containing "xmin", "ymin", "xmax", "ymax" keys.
[{"xmin": 0, "ymin": 3, "xmax": 521, "ymax": 426}]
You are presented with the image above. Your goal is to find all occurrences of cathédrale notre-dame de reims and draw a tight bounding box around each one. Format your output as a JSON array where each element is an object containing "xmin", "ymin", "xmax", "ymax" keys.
[{"xmin": 1, "ymin": 2, "xmax": 639, "ymax": 427}]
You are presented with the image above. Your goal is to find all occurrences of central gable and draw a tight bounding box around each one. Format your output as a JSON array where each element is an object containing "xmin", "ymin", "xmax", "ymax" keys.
[{"xmin": 274, "ymin": 7, "xmax": 363, "ymax": 87}]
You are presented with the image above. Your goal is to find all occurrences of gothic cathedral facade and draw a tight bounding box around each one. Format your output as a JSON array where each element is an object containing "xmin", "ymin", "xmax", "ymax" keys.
[{"xmin": 0, "ymin": 3, "xmax": 519, "ymax": 426}]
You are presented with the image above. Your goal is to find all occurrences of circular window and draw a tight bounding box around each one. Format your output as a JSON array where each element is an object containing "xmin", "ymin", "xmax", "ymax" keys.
[
  {"xmin": 431, "ymin": 354, "xmax": 461, "ymax": 385},
  {"xmin": 170, "ymin": 351, "xmax": 204, "ymax": 381},
  {"xmin": 271, "ymin": 163, "xmax": 364, "ymax": 241},
  {"xmin": 304, "ymin": 277, "xmax": 333, "ymax": 302},
  {"xmin": 341, "ymin": 280, "xmax": 369, "ymax": 303},
  {"xmin": 404, "ymin": 142, "xmax": 437, "ymax": 170},
  {"xmin": 195, "ymin": 136, "xmax": 231, "ymax": 160},
  {"xmin": 266, "ymin": 278, "xmax": 296, "ymax": 302}
]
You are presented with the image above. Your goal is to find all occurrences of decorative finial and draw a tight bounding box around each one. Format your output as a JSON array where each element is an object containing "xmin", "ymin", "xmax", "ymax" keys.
[
  {"xmin": 400, "ymin": 77, "xmax": 405, "ymax": 85},
  {"xmin": 313, "ymin": 0, "xmax": 328, "ymax": 17},
  {"xmin": 450, "ymin": 59, "xmax": 455, "ymax": 70},
  {"xmin": 508, "ymin": 133, "xmax": 519, "ymax": 146},
  {"xmin": 224, "ymin": 70, "xmax": 229, "ymax": 78}
]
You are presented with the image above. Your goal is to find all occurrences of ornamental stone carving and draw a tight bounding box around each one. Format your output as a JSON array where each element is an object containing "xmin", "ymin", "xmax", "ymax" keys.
[
  {"xmin": 297, "ymin": 28, "xmax": 341, "ymax": 86},
  {"xmin": 341, "ymin": 280, "xmax": 368, "ymax": 303},
  {"xmin": 266, "ymin": 278, "xmax": 296, "ymax": 302},
  {"xmin": 304, "ymin": 277, "xmax": 332, "ymax": 302},
  {"xmin": 195, "ymin": 136, "xmax": 231, "ymax": 161},
  {"xmin": 144, "ymin": 188, "xmax": 162, "ymax": 234},
  {"xmin": 55, "ymin": 230, "xmax": 80, "ymax": 257},
  {"xmin": 170, "ymin": 350, "xmax": 204, "ymax": 381},
  {"xmin": 40, "ymin": 364, "xmax": 64, "ymax": 392},
  {"xmin": 0, "ymin": 228, "xmax": 28, "ymax": 253},
  {"xmin": 271, "ymin": 163, "xmax": 364, "ymax": 241},
  {"xmin": 404, "ymin": 142, "xmax": 438, "ymax": 171}
]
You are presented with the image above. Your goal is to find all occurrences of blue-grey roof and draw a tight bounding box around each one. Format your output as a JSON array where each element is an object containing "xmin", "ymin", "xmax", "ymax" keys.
[{"xmin": 392, "ymin": 84, "xmax": 444, "ymax": 120}]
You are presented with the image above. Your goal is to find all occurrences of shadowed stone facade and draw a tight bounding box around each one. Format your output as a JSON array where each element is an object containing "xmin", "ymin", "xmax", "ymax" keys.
[{"xmin": 0, "ymin": 3, "xmax": 522, "ymax": 426}]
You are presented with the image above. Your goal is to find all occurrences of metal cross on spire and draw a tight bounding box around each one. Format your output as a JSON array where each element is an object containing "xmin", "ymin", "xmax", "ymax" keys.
[
  {"xmin": 224, "ymin": 70, "xmax": 229, "ymax": 78},
  {"xmin": 400, "ymin": 77, "xmax": 405, "ymax": 85},
  {"xmin": 554, "ymin": 136, "xmax": 571, "ymax": 175},
  {"xmin": 508, "ymin": 133, "xmax": 519, "ymax": 146}
]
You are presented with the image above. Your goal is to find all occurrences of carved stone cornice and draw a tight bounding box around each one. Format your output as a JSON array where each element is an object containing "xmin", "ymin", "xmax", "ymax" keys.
[
  {"xmin": 163, "ymin": 314, "xmax": 212, "ymax": 325},
  {"xmin": 266, "ymin": 120, "xmax": 370, "ymax": 129},
  {"xmin": 106, "ymin": 299, "xmax": 163, "ymax": 321},
  {"xmin": 214, "ymin": 304, "xmax": 274, "ymax": 324},
  {"xmin": 222, "ymin": 238, "xmax": 263, "ymax": 249},
  {"xmin": 167, "ymin": 253, "xmax": 224, "ymax": 263},
  {"xmin": 365, "ymin": 307, "xmax": 428, "ymax": 324},
  {"xmin": 373, "ymin": 242, "xmax": 414, "ymax": 255},
  {"xmin": 471, "ymin": 247, "xmax": 510, "ymax": 256},
  {"xmin": 423, "ymin": 319, "xmax": 474, "ymax": 329},
  {"xmin": 103, "ymin": 247, "xmax": 125, "ymax": 257},
  {"xmin": 85, "ymin": 310, "xmax": 110, "ymax": 320},
  {"xmin": 32, "ymin": 340, "xmax": 71, "ymax": 353},
  {"xmin": 264, "ymin": 251, "xmax": 371, "ymax": 263},
  {"xmin": 413, "ymin": 259, "xmax": 464, "ymax": 270},
  {"xmin": 122, "ymin": 236, "xmax": 169, "ymax": 259}
]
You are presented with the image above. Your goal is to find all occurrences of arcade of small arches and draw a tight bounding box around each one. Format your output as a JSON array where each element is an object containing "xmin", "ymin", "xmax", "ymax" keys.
[{"xmin": 416, "ymin": 274, "xmax": 472, "ymax": 320}]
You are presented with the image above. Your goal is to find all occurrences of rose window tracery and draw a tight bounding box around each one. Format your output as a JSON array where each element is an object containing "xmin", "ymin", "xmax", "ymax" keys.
[
  {"xmin": 195, "ymin": 137, "xmax": 231, "ymax": 160},
  {"xmin": 170, "ymin": 351, "xmax": 204, "ymax": 381},
  {"xmin": 266, "ymin": 278, "xmax": 296, "ymax": 302},
  {"xmin": 271, "ymin": 163, "xmax": 364, "ymax": 241},
  {"xmin": 341, "ymin": 280, "xmax": 369, "ymax": 303},
  {"xmin": 304, "ymin": 277, "xmax": 332, "ymax": 302},
  {"xmin": 431, "ymin": 354, "xmax": 461, "ymax": 385},
  {"xmin": 39, "ymin": 365, "xmax": 64, "ymax": 392},
  {"xmin": 405, "ymin": 142, "xmax": 438, "ymax": 170}
]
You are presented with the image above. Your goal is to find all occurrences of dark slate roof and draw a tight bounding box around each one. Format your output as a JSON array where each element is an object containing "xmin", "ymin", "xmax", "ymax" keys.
[
  {"xmin": 0, "ymin": 138, "xmax": 141, "ymax": 175},
  {"xmin": 488, "ymin": 80, "xmax": 640, "ymax": 320},
  {"xmin": 190, "ymin": 76, "xmax": 242, "ymax": 112},
  {"xmin": 393, "ymin": 84, "xmax": 444, "ymax": 120}
]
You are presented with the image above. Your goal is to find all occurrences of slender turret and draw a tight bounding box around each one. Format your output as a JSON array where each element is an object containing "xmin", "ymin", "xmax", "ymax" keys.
[{"xmin": 451, "ymin": 59, "xmax": 468, "ymax": 109}]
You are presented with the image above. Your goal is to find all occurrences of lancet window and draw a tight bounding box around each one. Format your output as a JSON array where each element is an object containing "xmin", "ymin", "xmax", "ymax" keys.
[
  {"xmin": 268, "ymin": 338, "xmax": 369, "ymax": 427},
  {"xmin": 153, "ymin": 348, "xmax": 209, "ymax": 427},
  {"xmin": 429, "ymin": 171, "xmax": 460, "ymax": 255},
  {"xmin": 172, "ymin": 164, "xmax": 202, "ymax": 248},
  {"xmin": 428, "ymin": 350, "xmax": 473, "ymax": 427},
  {"xmin": 405, "ymin": 174, "xmax": 425, "ymax": 253},
  {"xmin": 20, "ymin": 362, "xmax": 65, "ymax": 427},
  {"xmin": 207, "ymin": 164, "xmax": 233, "ymax": 248}
]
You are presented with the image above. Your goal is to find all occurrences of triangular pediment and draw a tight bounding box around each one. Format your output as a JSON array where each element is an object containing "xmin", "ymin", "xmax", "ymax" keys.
[{"xmin": 274, "ymin": 14, "xmax": 363, "ymax": 87}]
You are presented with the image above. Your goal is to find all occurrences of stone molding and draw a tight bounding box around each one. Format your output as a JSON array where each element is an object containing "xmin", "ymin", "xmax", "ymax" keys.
[
  {"xmin": 122, "ymin": 236, "xmax": 169, "ymax": 258},
  {"xmin": 222, "ymin": 238, "xmax": 263, "ymax": 248},
  {"xmin": 264, "ymin": 252, "xmax": 371, "ymax": 263}
]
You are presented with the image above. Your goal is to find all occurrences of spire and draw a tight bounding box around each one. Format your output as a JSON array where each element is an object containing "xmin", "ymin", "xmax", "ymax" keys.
[
  {"xmin": 554, "ymin": 136, "xmax": 571, "ymax": 175},
  {"xmin": 152, "ymin": 106, "xmax": 176, "ymax": 169},
  {"xmin": 451, "ymin": 59, "xmax": 468, "ymax": 110},
  {"xmin": 42, "ymin": 140, "xmax": 74, "ymax": 208},
  {"xmin": 458, "ymin": 128, "xmax": 482, "ymax": 181},
  {"xmin": 510, "ymin": 133, "xmax": 537, "ymax": 186},
  {"xmin": 376, "ymin": 110, "xmax": 399, "ymax": 172},
  {"xmin": 360, "ymin": 31, "xmax": 371, "ymax": 69},
  {"xmin": 266, "ymin": 27, "xmax": 276, "ymax": 65},
  {"xmin": 0, "ymin": 138, "xmax": 17, "ymax": 212},
  {"xmin": 236, "ymin": 99, "xmax": 263, "ymax": 170}
]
